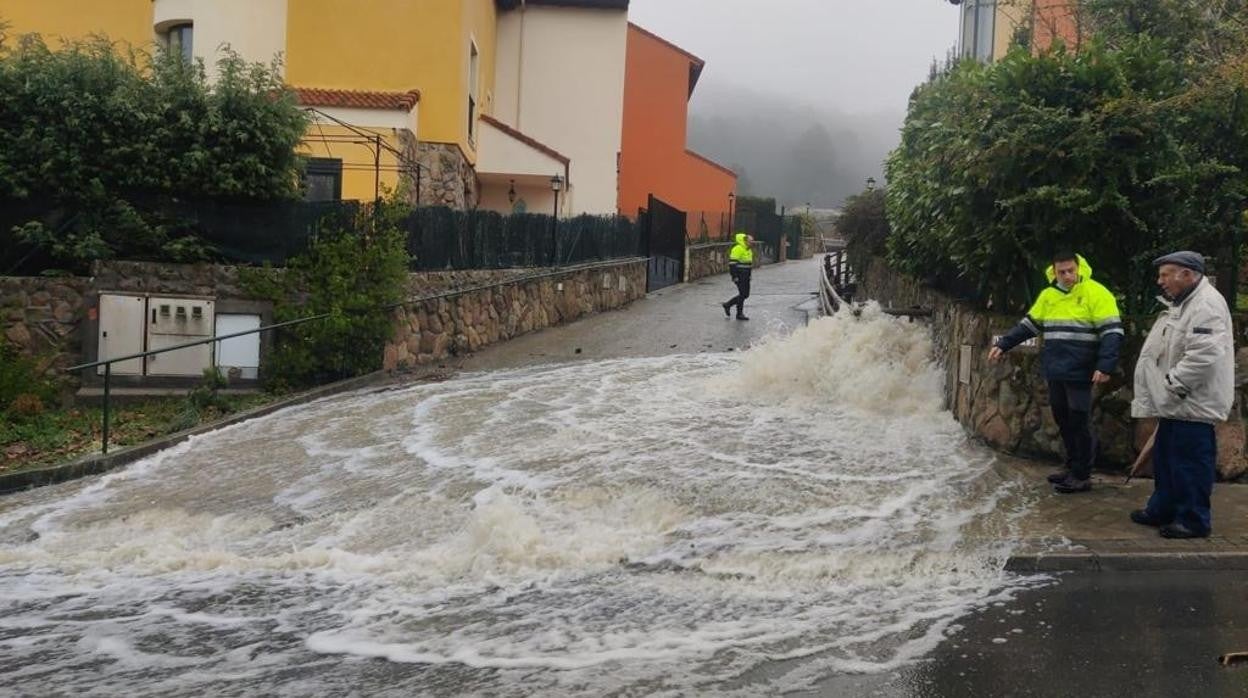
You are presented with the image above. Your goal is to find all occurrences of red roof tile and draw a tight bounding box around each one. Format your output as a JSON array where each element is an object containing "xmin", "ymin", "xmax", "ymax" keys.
[{"xmin": 292, "ymin": 87, "xmax": 421, "ymax": 111}]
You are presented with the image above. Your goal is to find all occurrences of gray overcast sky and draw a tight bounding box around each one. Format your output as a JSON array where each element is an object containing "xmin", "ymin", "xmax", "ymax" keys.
[{"xmin": 627, "ymin": 0, "xmax": 961, "ymax": 116}]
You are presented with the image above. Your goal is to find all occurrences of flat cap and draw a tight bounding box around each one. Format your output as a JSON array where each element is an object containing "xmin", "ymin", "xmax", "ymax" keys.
[{"xmin": 1153, "ymin": 250, "xmax": 1205, "ymax": 274}]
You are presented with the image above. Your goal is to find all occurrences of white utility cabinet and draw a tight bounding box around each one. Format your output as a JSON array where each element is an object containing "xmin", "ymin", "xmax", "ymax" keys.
[
  {"xmin": 214, "ymin": 313, "xmax": 262, "ymax": 380},
  {"xmin": 145, "ymin": 296, "xmax": 215, "ymax": 377},
  {"xmin": 96, "ymin": 294, "xmax": 146, "ymax": 376}
]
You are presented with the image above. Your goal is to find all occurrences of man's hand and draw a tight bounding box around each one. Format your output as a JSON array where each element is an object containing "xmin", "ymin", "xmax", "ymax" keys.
[
  {"xmin": 1092, "ymin": 370, "xmax": 1111, "ymax": 384},
  {"xmin": 987, "ymin": 346, "xmax": 1004, "ymax": 362}
]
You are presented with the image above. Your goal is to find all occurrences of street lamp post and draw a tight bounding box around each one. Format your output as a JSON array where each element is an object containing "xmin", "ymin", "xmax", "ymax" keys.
[
  {"xmin": 727, "ymin": 191, "xmax": 735, "ymax": 238},
  {"xmin": 550, "ymin": 173, "xmax": 564, "ymax": 266}
]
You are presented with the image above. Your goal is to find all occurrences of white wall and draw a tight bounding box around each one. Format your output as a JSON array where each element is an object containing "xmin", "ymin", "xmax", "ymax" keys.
[
  {"xmin": 494, "ymin": 6, "xmax": 627, "ymax": 215},
  {"xmin": 479, "ymin": 181, "xmax": 558, "ymax": 217},
  {"xmin": 478, "ymin": 119, "xmax": 565, "ymax": 178},
  {"xmin": 153, "ymin": 0, "xmax": 288, "ymax": 80}
]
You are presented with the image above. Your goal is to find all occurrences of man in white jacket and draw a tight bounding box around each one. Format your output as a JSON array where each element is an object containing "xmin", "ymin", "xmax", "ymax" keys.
[{"xmin": 1130, "ymin": 251, "xmax": 1235, "ymax": 539}]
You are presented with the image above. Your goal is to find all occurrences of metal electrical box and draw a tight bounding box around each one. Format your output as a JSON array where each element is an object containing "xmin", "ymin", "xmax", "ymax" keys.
[
  {"xmin": 145, "ymin": 296, "xmax": 215, "ymax": 377},
  {"xmin": 97, "ymin": 294, "xmax": 146, "ymax": 376}
]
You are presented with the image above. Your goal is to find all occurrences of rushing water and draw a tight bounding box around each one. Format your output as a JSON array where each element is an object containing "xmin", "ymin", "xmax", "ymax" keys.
[{"xmin": 0, "ymin": 304, "xmax": 1041, "ymax": 696}]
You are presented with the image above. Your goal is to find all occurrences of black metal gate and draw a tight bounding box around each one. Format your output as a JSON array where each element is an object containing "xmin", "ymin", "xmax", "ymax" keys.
[{"xmin": 640, "ymin": 194, "xmax": 687, "ymax": 292}]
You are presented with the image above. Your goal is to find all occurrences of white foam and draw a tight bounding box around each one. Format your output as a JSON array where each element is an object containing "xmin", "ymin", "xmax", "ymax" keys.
[{"xmin": 0, "ymin": 303, "xmax": 1043, "ymax": 694}]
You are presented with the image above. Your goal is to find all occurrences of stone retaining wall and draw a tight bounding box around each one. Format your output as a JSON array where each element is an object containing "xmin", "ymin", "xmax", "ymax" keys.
[
  {"xmin": 1, "ymin": 262, "xmax": 609, "ymax": 382},
  {"xmin": 685, "ymin": 242, "xmax": 733, "ymax": 282},
  {"xmin": 1, "ymin": 277, "xmax": 90, "ymax": 371},
  {"xmin": 859, "ymin": 258, "xmax": 1247, "ymax": 480},
  {"xmin": 384, "ymin": 259, "xmax": 647, "ymax": 369}
]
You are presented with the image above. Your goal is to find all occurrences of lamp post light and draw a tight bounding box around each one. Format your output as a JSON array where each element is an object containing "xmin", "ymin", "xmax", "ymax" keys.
[
  {"xmin": 550, "ymin": 173, "xmax": 564, "ymax": 265},
  {"xmin": 550, "ymin": 173, "xmax": 563, "ymax": 214},
  {"xmin": 508, "ymin": 179, "xmax": 517, "ymax": 205},
  {"xmin": 727, "ymin": 191, "xmax": 735, "ymax": 237},
  {"xmin": 866, "ymin": 176, "xmax": 877, "ymax": 192}
]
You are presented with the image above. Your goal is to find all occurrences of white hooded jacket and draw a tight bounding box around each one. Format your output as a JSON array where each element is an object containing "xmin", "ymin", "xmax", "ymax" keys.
[{"xmin": 1131, "ymin": 276, "xmax": 1235, "ymax": 424}]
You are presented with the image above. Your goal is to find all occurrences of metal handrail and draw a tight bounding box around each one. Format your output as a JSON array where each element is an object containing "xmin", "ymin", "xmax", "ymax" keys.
[{"xmin": 66, "ymin": 256, "xmax": 647, "ymax": 455}]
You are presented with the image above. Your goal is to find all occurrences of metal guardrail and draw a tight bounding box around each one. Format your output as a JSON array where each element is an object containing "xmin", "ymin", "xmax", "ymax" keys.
[
  {"xmin": 818, "ymin": 251, "xmax": 931, "ymax": 320},
  {"xmin": 66, "ymin": 257, "xmax": 647, "ymax": 455}
]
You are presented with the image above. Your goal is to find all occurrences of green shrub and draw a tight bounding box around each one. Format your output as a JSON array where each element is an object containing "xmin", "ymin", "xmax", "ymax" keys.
[
  {"xmin": 0, "ymin": 337, "xmax": 56, "ymax": 414},
  {"xmin": 886, "ymin": 34, "xmax": 1248, "ymax": 314},
  {"xmin": 242, "ymin": 203, "xmax": 410, "ymax": 390}
]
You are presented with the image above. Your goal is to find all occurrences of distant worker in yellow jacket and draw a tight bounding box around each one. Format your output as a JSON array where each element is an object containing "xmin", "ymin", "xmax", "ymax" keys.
[
  {"xmin": 722, "ymin": 233, "xmax": 755, "ymax": 321},
  {"xmin": 988, "ymin": 252, "xmax": 1124, "ymax": 493}
]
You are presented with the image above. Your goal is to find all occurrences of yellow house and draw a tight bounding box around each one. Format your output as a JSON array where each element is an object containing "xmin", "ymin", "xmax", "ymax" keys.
[{"xmin": 2, "ymin": 0, "xmax": 498, "ymax": 206}]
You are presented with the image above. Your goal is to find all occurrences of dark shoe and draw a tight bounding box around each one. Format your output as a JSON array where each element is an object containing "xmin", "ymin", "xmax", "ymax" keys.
[
  {"xmin": 1130, "ymin": 509, "xmax": 1165, "ymax": 527},
  {"xmin": 736, "ymin": 315, "xmax": 750, "ymax": 321},
  {"xmin": 1160, "ymin": 523, "xmax": 1209, "ymax": 539},
  {"xmin": 722, "ymin": 302, "xmax": 732, "ymax": 318},
  {"xmin": 1053, "ymin": 476, "xmax": 1091, "ymax": 494},
  {"xmin": 1046, "ymin": 470, "xmax": 1071, "ymax": 484}
]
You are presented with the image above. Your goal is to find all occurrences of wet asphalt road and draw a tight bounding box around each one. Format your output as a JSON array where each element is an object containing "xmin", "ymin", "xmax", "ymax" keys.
[{"xmin": 806, "ymin": 571, "xmax": 1248, "ymax": 697}]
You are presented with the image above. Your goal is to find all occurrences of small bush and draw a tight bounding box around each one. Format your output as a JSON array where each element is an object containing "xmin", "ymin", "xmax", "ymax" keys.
[
  {"xmin": 0, "ymin": 338, "xmax": 56, "ymax": 412},
  {"xmin": 8, "ymin": 393, "xmax": 44, "ymax": 419}
]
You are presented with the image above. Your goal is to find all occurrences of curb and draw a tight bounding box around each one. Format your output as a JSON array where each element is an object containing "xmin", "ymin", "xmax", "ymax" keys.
[
  {"xmin": 0, "ymin": 370, "xmax": 398, "ymax": 495},
  {"xmin": 1006, "ymin": 550, "xmax": 1248, "ymax": 572}
]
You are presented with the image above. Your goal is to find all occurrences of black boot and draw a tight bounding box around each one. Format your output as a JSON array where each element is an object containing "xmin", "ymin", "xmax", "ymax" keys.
[
  {"xmin": 722, "ymin": 302, "xmax": 732, "ymax": 318},
  {"xmin": 736, "ymin": 314, "xmax": 750, "ymax": 321},
  {"xmin": 1046, "ymin": 470, "xmax": 1071, "ymax": 484},
  {"xmin": 1053, "ymin": 475, "xmax": 1091, "ymax": 494}
]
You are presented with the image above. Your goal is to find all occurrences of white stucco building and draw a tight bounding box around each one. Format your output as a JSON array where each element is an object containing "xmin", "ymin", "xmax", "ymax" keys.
[{"xmin": 479, "ymin": 0, "xmax": 629, "ymax": 216}]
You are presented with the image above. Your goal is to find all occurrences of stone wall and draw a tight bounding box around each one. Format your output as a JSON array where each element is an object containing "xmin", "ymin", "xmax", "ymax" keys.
[
  {"xmin": 859, "ymin": 258, "xmax": 1247, "ymax": 481},
  {"xmin": 1, "ymin": 263, "xmax": 529, "ymax": 380},
  {"xmin": 0, "ymin": 277, "xmax": 90, "ymax": 371},
  {"xmin": 412, "ymin": 140, "xmax": 478, "ymax": 209},
  {"xmin": 686, "ymin": 242, "xmax": 733, "ymax": 282},
  {"xmin": 385, "ymin": 259, "xmax": 647, "ymax": 369},
  {"xmin": 92, "ymin": 261, "xmax": 249, "ymax": 298}
]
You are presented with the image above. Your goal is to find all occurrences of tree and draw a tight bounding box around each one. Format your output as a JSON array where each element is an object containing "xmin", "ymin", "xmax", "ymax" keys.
[
  {"xmin": 885, "ymin": 28, "xmax": 1248, "ymax": 314},
  {"xmin": 838, "ymin": 188, "xmax": 889, "ymax": 276},
  {"xmin": 0, "ymin": 33, "xmax": 309, "ymax": 271}
]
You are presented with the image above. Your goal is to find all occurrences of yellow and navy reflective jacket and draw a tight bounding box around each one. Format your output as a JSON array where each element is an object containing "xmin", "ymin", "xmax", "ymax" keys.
[
  {"xmin": 729, "ymin": 233, "xmax": 753, "ymax": 272},
  {"xmin": 995, "ymin": 255, "xmax": 1124, "ymax": 381}
]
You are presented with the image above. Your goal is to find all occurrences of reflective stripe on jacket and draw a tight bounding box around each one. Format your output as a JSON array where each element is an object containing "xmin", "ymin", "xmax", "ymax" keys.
[
  {"xmin": 995, "ymin": 254, "xmax": 1124, "ymax": 381},
  {"xmin": 1131, "ymin": 277, "xmax": 1234, "ymax": 424}
]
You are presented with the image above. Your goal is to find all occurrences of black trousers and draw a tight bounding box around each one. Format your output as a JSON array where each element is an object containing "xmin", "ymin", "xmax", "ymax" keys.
[
  {"xmin": 726, "ymin": 270, "xmax": 751, "ymax": 316},
  {"xmin": 1048, "ymin": 380, "xmax": 1094, "ymax": 479},
  {"xmin": 1147, "ymin": 419, "xmax": 1216, "ymax": 535}
]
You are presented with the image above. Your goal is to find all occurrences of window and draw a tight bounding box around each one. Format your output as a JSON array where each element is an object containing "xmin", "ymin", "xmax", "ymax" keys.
[
  {"xmin": 164, "ymin": 23, "xmax": 194, "ymax": 63},
  {"xmin": 960, "ymin": 1, "xmax": 996, "ymax": 62},
  {"xmin": 304, "ymin": 158, "xmax": 343, "ymax": 202},
  {"xmin": 468, "ymin": 40, "xmax": 480, "ymax": 143}
]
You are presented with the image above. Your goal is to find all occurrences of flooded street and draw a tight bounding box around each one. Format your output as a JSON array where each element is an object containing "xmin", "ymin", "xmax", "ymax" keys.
[{"xmin": 0, "ymin": 303, "xmax": 1043, "ymax": 696}]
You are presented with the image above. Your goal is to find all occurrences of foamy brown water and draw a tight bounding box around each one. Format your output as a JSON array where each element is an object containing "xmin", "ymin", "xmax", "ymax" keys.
[{"xmin": 0, "ymin": 303, "xmax": 1041, "ymax": 696}]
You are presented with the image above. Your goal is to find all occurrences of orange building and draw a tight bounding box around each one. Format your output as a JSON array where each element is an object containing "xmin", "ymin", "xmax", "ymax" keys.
[
  {"xmin": 619, "ymin": 23, "xmax": 736, "ymax": 238},
  {"xmin": 1032, "ymin": 0, "xmax": 1080, "ymax": 52}
]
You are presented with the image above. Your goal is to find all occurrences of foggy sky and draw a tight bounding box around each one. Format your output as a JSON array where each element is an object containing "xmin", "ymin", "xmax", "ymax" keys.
[{"xmin": 627, "ymin": 0, "xmax": 961, "ymax": 207}]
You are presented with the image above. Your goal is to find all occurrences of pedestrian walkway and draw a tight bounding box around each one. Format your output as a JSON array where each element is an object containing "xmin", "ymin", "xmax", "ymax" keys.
[{"xmin": 1002, "ymin": 457, "xmax": 1248, "ymax": 570}]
